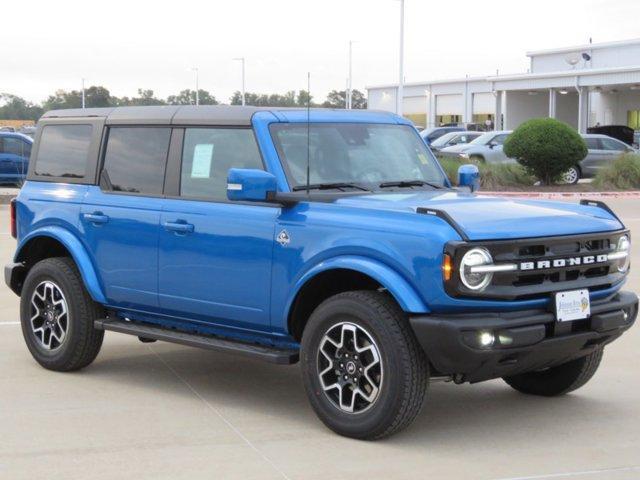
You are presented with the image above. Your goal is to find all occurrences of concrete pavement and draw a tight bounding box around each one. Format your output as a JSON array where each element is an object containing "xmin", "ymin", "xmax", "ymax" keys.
[{"xmin": 0, "ymin": 200, "xmax": 639, "ymax": 480}]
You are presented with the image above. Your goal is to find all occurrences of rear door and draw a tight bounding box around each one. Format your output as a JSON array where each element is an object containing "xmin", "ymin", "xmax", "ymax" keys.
[
  {"xmin": 158, "ymin": 127, "xmax": 278, "ymax": 332},
  {"xmin": 80, "ymin": 126, "xmax": 170, "ymax": 310}
]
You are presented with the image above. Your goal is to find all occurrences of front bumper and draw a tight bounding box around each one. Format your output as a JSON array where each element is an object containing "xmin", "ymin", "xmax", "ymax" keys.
[{"xmin": 409, "ymin": 290, "xmax": 638, "ymax": 383}]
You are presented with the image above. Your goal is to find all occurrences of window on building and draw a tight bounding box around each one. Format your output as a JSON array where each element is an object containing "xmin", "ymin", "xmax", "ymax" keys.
[
  {"xmin": 34, "ymin": 125, "xmax": 93, "ymax": 178},
  {"xmin": 180, "ymin": 128, "xmax": 263, "ymax": 201},
  {"xmin": 102, "ymin": 127, "xmax": 171, "ymax": 194}
]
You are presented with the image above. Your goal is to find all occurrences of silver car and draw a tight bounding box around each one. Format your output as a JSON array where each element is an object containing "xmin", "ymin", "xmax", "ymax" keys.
[
  {"xmin": 428, "ymin": 131, "xmax": 483, "ymax": 152},
  {"xmin": 563, "ymin": 134, "xmax": 636, "ymax": 184},
  {"xmin": 438, "ymin": 130, "xmax": 515, "ymax": 164}
]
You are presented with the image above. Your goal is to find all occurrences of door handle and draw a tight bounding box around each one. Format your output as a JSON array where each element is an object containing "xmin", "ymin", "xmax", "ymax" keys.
[
  {"xmin": 163, "ymin": 221, "xmax": 194, "ymax": 234},
  {"xmin": 83, "ymin": 212, "xmax": 109, "ymax": 225}
]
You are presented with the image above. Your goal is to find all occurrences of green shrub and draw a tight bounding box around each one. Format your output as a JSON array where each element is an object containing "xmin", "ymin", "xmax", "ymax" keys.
[
  {"xmin": 503, "ymin": 118, "xmax": 587, "ymax": 185},
  {"xmin": 438, "ymin": 157, "xmax": 534, "ymax": 189},
  {"xmin": 592, "ymin": 153, "xmax": 640, "ymax": 190}
]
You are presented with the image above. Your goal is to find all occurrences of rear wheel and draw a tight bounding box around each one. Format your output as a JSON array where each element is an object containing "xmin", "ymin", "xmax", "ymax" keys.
[
  {"xmin": 562, "ymin": 166, "xmax": 581, "ymax": 184},
  {"xmin": 301, "ymin": 290, "xmax": 428, "ymax": 439},
  {"xmin": 20, "ymin": 257, "xmax": 104, "ymax": 371},
  {"xmin": 503, "ymin": 348, "xmax": 603, "ymax": 396}
]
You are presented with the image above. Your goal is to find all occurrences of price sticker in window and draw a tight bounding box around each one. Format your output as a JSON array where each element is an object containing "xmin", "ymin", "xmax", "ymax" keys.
[{"xmin": 191, "ymin": 144, "xmax": 214, "ymax": 178}]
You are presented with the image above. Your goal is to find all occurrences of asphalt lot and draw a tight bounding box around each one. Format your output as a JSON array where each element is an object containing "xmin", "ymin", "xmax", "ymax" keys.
[{"xmin": 0, "ymin": 199, "xmax": 639, "ymax": 480}]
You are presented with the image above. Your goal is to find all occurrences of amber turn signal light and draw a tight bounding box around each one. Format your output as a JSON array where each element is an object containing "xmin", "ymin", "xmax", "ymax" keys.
[{"xmin": 442, "ymin": 253, "xmax": 453, "ymax": 281}]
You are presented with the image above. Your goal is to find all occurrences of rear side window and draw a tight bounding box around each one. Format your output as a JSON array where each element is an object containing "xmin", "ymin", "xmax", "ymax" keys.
[
  {"xmin": 102, "ymin": 127, "xmax": 171, "ymax": 195},
  {"xmin": 180, "ymin": 128, "xmax": 263, "ymax": 201},
  {"xmin": 34, "ymin": 125, "xmax": 93, "ymax": 178}
]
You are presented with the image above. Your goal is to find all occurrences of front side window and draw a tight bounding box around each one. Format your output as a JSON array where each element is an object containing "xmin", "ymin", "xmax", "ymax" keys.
[
  {"xmin": 271, "ymin": 123, "xmax": 446, "ymax": 189},
  {"xmin": 34, "ymin": 125, "xmax": 92, "ymax": 178},
  {"xmin": 102, "ymin": 127, "xmax": 171, "ymax": 194},
  {"xmin": 180, "ymin": 128, "xmax": 263, "ymax": 201},
  {"xmin": 491, "ymin": 134, "xmax": 509, "ymax": 145}
]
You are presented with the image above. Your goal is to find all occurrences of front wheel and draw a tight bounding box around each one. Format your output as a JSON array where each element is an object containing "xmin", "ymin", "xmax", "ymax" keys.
[
  {"xmin": 562, "ymin": 166, "xmax": 581, "ymax": 184},
  {"xmin": 301, "ymin": 291, "xmax": 428, "ymax": 440},
  {"xmin": 503, "ymin": 348, "xmax": 603, "ymax": 396}
]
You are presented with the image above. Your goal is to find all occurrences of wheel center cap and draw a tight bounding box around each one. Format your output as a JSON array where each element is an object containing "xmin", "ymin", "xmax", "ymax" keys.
[{"xmin": 346, "ymin": 361, "xmax": 357, "ymax": 374}]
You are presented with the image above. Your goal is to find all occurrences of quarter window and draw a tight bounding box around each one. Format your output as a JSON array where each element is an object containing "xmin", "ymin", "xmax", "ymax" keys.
[
  {"xmin": 102, "ymin": 127, "xmax": 171, "ymax": 194},
  {"xmin": 34, "ymin": 125, "xmax": 93, "ymax": 178},
  {"xmin": 180, "ymin": 128, "xmax": 263, "ymax": 201}
]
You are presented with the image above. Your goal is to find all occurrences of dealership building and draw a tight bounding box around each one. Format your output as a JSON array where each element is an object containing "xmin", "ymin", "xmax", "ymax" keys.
[{"xmin": 367, "ymin": 38, "xmax": 640, "ymax": 132}]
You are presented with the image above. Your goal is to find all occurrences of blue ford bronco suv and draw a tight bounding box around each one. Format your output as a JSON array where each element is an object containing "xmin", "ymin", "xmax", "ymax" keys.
[{"xmin": 6, "ymin": 106, "xmax": 637, "ymax": 439}]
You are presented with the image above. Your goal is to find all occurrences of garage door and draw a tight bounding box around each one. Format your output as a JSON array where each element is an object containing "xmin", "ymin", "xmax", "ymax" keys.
[
  {"xmin": 435, "ymin": 94, "xmax": 463, "ymax": 115},
  {"xmin": 472, "ymin": 92, "xmax": 494, "ymax": 114}
]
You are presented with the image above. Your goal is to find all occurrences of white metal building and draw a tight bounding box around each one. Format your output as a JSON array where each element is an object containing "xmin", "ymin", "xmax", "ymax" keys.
[{"xmin": 367, "ymin": 38, "xmax": 640, "ymax": 132}]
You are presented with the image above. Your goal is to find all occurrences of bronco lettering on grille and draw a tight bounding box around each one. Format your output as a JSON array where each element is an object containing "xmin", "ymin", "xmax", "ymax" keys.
[{"xmin": 520, "ymin": 254, "xmax": 609, "ymax": 271}]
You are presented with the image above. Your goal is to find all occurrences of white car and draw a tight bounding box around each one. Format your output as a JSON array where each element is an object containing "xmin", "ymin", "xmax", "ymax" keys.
[{"xmin": 438, "ymin": 130, "xmax": 515, "ymax": 164}]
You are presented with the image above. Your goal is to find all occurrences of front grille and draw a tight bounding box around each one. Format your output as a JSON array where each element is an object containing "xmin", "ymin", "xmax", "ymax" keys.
[{"xmin": 445, "ymin": 231, "xmax": 628, "ymax": 300}]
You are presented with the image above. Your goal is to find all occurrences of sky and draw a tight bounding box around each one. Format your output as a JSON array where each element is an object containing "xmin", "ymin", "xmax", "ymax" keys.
[{"xmin": 3, "ymin": 0, "xmax": 640, "ymax": 105}]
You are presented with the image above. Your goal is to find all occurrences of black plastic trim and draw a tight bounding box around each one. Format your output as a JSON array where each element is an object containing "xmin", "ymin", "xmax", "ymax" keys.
[
  {"xmin": 416, "ymin": 207, "xmax": 469, "ymax": 241},
  {"xmin": 580, "ymin": 199, "xmax": 625, "ymax": 227},
  {"xmin": 95, "ymin": 318, "xmax": 299, "ymax": 365}
]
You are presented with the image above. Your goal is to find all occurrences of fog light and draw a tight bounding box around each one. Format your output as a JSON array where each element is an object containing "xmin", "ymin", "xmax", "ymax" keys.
[{"xmin": 478, "ymin": 331, "xmax": 495, "ymax": 348}]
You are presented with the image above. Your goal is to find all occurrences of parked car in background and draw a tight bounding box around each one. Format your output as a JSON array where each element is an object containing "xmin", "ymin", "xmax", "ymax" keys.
[
  {"xmin": 587, "ymin": 125, "xmax": 634, "ymax": 146},
  {"xmin": 633, "ymin": 131, "xmax": 640, "ymax": 149},
  {"xmin": 420, "ymin": 126, "xmax": 464, "ymax": 145},
  {"xmin": 0, "ymin": 132, "xmax": 32, "ymax": 184},
  {"xmin": 18, "ymin": 125, "xmax": 37, "ymax": 138},
  {"xmin": 429, "ymin": 131, "xmax": 483, "ymax": 152},
  {"xmin": 563, "ymin": 134, "xmax": 636, "ymax": 184},
  {"xmin": 438, "ymin": 130, "xmax": 514, "ymax": 164},
  {"xmin": 0, "ymin": 126, "xmax": 16, "ymax": 132},
  {"xmin": 440, "ymin": 122, "xmax": 486, "ymax": 132}
]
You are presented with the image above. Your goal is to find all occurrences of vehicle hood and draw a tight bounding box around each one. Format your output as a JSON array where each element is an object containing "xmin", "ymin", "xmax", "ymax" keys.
[{"xmin": 333, "ymin": 191, "xmax": 623, "ymax": 241}]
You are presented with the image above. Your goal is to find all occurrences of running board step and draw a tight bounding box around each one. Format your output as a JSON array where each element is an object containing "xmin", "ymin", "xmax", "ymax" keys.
[{"xmin": 95, "ymin": 318, "xmax": 299, "ymax": 365}]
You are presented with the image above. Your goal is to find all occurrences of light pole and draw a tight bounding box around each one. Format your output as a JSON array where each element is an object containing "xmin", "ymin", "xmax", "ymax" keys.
[
  {"xmin": 233, "ymin": 57, "xmax": 246, "ymax": 106},
  {"xmin": 81, "ymin": 78, "xmax": 86, "ymax": 109},
  {"xmin": 347, "ymin": 40, "xmax": 354, "ymax": 109},
  {"xmin": 397, "ymin": 0, "xmax": 405, "ymax": 116},
  {"xmin": 190, "ymin": 67, "xmax": 199, "ymax": 105}
]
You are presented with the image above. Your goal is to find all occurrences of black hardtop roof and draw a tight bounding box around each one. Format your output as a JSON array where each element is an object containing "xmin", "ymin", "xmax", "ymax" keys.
[{"xmin": 40, "ymin": 105, "xmax": 389, "ymax": 126}]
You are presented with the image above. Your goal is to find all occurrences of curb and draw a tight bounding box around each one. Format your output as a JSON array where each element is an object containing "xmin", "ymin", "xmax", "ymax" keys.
[{"xmin": 480, "ymin": 191, "xmax": 640, "ymax": 199}]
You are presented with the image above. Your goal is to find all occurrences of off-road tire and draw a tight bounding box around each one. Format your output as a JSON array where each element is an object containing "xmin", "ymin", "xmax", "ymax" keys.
[
  {"xmin": 301, "ymin": 290, "xmax": 429, "ymax": 440},
  {"xmin": 503, "ymin": 347, "xmax": 604, "ymax": 396},
  {"xmin": 20, "ymin": 257, "xmax": 104, "ymax": 371}
]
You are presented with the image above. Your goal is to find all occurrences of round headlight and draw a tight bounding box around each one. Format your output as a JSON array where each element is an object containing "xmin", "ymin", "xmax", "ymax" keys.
[
  {"xmin": 616, "ymin": 235, "xmax": 631, "ymax": 273},
  {"xmin": 459, "ymin": 247, "xmax": 493, "ymax": 291}
]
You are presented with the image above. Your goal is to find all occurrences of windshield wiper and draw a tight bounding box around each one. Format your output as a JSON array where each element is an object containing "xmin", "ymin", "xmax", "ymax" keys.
[
  {"xmin": 378, "ymin": 180, "xmax": 445, "ymax": 189},
  {"xmin": 292, "ymin": 182, "xmax": 370, "ymax": 192}
]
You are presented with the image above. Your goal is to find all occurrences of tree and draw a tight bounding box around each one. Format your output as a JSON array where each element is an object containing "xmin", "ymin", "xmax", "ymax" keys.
[
  {"xmin": 117, "ymin": 89, "xmax": 166, "ymax": 106},
  {"xmin": 322, "ymin": 89, "xmax": 367, "ymax": 109},
  {"xmin": 503, "ymin": 118, "xmax": 587, "ymax": 185},
  {"xmin": 0, "ymin": 94, "xmax": 44, "ymax": 121},
  {"xmin": 167, "ymin": 89, "xmax": 218, "ymax": 105},
  {"xmin": 230, "ymin": 90, "xmax": 316, "ymax": 107},
  {"xmin": 43, "ymin": 85, "xmax": 113, "ymax": 110}
]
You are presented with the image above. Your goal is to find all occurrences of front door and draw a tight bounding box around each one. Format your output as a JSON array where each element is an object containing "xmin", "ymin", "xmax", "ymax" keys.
[
  {"xmin": 81, "ymin": 126, "xmax": 171, "ymax": 310},
  {"xmin": 158, "ymin": 127, "xmax": 278, "ymax": 332}
]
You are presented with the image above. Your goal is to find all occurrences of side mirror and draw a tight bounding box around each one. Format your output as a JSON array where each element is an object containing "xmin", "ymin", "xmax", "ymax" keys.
[
  {"xmin": 227, "ymin": 168, "xmax": 277, "ymax": 202},
  {"xmin": 458, "ymin": 164, "xmax": 480, "ymax": 192}
]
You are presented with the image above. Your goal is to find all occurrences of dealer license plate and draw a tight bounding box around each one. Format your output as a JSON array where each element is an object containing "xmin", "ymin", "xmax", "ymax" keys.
[{"xmin": 554, "ymin": 289, "xmax": 590, "ymax": 322}]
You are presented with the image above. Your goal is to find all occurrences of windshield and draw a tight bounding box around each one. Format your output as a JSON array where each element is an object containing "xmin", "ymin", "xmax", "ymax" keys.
[
  {"xmin": 469, "ymin": 132, "xmax": 495, "ymax": 145},
  {"xmin": 430, "ymin": 132, "xmax": 458, "ymax": 147},
  {"xmin": 271, "ymin": 123, "xmax": 447, "ymax": 190}
]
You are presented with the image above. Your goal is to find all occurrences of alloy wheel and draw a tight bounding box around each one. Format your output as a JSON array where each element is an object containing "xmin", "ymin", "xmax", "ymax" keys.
[
  {"xmin": 317, "ymin": 322, "xmax": 383, "ymax": 414},
  {"xmin": 29, "ymin": 281, "xmax": 69, "ymax": 351}
]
